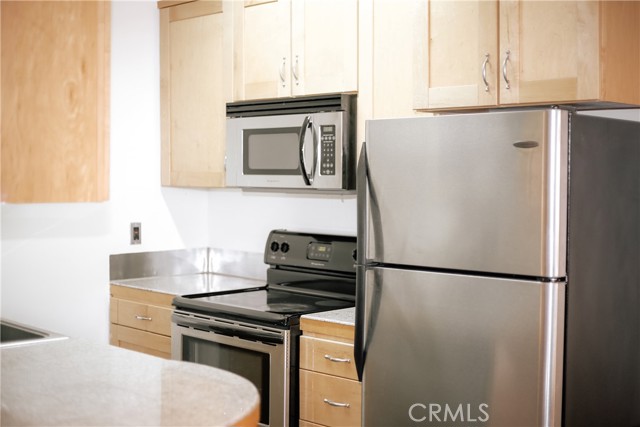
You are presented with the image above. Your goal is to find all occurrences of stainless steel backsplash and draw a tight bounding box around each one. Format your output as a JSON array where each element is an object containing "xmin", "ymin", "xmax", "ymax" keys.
[{"xmin": 109, "ymin": 248, "xmax": 266, "ymax": 281}]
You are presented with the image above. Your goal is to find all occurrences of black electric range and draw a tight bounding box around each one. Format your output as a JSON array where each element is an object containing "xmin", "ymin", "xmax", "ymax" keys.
[{"xmin": 171, "ymin": 230, "xmax": 357, "ymax": 427}]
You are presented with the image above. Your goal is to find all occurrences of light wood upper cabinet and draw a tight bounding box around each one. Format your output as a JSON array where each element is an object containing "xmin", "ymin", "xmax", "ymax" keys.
[
  {"xmin": 1, "ymin": 1, "xmax": 110, "ymax": 203},
  {"xmin": 424, "ymin": 0, "xmax": 640, "ymax": 110},
  {"xmin": 233, "ymin": 0, "xmax": 357, "ymax": 101},
  {"xmin": 160, "ymin": 0, "xmax": 229, "ymax": 188},
  {"xmin": 424, "ymin": 0, "xmax": 498, "ymax": 109}
]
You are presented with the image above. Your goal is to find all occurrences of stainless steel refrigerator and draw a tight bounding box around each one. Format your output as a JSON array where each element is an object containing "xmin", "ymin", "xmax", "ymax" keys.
[{"xmin": 355, "ymin": 109, "xmax": 639, "ymax": 426}]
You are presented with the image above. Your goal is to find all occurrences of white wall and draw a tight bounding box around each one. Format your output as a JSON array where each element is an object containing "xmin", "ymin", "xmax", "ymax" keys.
[
  {"xmin": 208, "ymin": 190, "xmax": 357, "ymax": 253},
  {"xmin": 0, "ymin": 1, "xmax": 210, "ymax": 343},
  {"xmin": 0, "ymin": 1, "xmax": 356, "ymax": 343}
]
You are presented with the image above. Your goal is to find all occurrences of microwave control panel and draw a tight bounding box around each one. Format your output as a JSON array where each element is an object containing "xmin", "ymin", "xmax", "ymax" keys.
[{"xmin": 320, "ymin": 125, "xmax": 336, "ymax": 175}]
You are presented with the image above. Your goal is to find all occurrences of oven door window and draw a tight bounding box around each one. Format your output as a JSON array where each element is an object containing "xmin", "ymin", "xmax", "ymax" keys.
[
  {"xmin": 243, "ymin": 128, "xmax": 301, "ymax": 175},
  {"xmin": 182, "ymin": 336, "xmax": 270, "ymax": 425}
]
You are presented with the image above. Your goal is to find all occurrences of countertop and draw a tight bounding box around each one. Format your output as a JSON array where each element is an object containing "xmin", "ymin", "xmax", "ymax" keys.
[
  {"xmin": 302, "ymin": 307, "xmax": 355, "ymax": 327},
  {"xmin": 111, "ymin": 273, "xmax": 265, "ymax": 297},
  {"xmin": 300, "ymin": 307, "xmax": 356, "ymax": 342},
  {"xmin": 1, "ymin": 339, "xmax": 259, "ymax": 426}
]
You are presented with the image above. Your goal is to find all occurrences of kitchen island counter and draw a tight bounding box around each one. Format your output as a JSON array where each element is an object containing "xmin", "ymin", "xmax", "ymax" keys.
[{"xmin": 1, "ymin": 339, "xmax": 259, "ymax": 426}]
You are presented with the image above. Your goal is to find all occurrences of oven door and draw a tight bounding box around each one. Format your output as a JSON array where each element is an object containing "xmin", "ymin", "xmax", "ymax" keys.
[
  {"xmin": 225, "ymin": 111, "xmax": 351, "ymax": 190},
  {"xmin": 171, "ymin": 311, "xmax": 291, "ymax": 427}
]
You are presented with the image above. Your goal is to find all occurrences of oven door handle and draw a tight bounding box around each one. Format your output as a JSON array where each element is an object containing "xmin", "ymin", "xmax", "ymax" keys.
[
  {"xmin": 174, "ymin": 315, "xmax": 284, "ymax": 345},
  {"xmin": 209, "ymin": 324, "xmax": 284, "ymax": 345}
]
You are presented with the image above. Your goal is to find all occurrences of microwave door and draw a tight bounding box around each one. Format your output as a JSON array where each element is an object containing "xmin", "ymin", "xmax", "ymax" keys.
[{"xmin": 228, "ymin": 113, "xmax": 310, "ymax": 189}]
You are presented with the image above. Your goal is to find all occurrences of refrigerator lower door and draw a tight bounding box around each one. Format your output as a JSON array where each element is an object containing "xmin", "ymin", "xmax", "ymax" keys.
[{"xmin": 361, "ymin": 267, "xmax": 565, "ymax": 427}]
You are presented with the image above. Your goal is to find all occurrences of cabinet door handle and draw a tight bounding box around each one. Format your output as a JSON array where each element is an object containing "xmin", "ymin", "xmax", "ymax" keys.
[
  {"xmin": 135, "ymin": 315, "xmax": 152, "ymax": 321},
  {"xmin": 324, "ymin": 354, "xmax": 351, "ymax": 363},
  {"xmin": 481, "ymin": 53, "xmax": 490, "ymax": 92},
  {"xmin": 292, "ymin": 54, "xmax": 300, "ymax": 86},
  {"xmin": 502, "ymin": 50, "xmax": 511, "ymax": 89},
  {"xmin": 279, "ymin": 57, "xmax": 286, "ymax": 88},
  {"xmin": 323, "ymin": 398, "xmax": 350, "ymax": 408}
]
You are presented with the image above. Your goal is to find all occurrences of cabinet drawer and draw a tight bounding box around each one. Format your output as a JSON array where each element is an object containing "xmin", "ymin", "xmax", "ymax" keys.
[
  {"xmin": 113, "ymin": 299, "xmax": 172, "ymax": 336},
  {"xmin": 300, "ymin": 370, "xmax": 361, "ymax": 427},
  {"xmin": 110, "ymin": 324, "xmax": 171, "ymax": 359},
  {"xmin": 300, "ymin": 335, "xmax": 357, "ymax": 380}
]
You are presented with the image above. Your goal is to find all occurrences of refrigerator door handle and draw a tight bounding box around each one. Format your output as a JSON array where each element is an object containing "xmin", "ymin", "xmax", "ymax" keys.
[
  {"xmin": 355, "ymin": 142, "xmax": 368, "ymax": 381},
  {"xmin": 354, "ymin": 266, "xmax": 366, "ymax": 381}
]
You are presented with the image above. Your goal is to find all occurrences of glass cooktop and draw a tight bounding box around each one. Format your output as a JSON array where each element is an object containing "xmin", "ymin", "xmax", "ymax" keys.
[{"xmin": 173, "ymin": 286, "xmax": 354, "ymax": 327}]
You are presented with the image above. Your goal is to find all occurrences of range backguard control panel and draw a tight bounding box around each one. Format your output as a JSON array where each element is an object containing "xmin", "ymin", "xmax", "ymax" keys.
[{"xmin": 265, "ymin": 230, "xmax": 356, "ymax": 273}]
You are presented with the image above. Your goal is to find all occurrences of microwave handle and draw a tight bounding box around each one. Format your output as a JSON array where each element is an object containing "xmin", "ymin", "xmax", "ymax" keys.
[{"xmin": 298, "ymin": 115, "xmax": 315, "ymax": 186}]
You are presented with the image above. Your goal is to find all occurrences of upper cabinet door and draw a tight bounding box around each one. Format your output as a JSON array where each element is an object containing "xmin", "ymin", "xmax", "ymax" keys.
[
  {"xmin": 500, "ymin": 0, "xmax": 640, "ymax": 106},
  {"xmin": 499, "ymin": 1, "xmax": 599, "ymax": 105},
  {"xmin": 423, "ymin": 0, "xmax": 640, "ymax": 111},
  {"xmin": 160, "ymin": 0, "xmax": 228, "ymax": 188},
  {"xmin": 290, "ymin": 0, "xmax": 358, "ymax": 96},
  {"xmin": 425, "ymin": 0, "xmax": 498, "ymax": 109},
  {"xmin": 234, "ymin": 0, "xmax": 291, "ymax": 100},
  {"xmin": 233, "ymin": 0, "xmax": 357, "ymax": 101},
  {"xmin": 1, "ymin": 1, "xmax": 110, "ymax": 203}
]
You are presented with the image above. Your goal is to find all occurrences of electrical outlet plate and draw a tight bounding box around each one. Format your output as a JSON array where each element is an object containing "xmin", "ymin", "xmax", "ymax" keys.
[{"xmin": 130, "ymin": 222, "xmax": 141, "ymax": 245}]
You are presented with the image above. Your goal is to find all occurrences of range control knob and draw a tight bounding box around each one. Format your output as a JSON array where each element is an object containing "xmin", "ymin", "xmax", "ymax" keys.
[
  {"xmin": 270, "ymin": 241, "xmax": 280, "ymax": 252},
  {"xmin": 280, "ymin": 242, "xmax": 290, "ymax": 253}
]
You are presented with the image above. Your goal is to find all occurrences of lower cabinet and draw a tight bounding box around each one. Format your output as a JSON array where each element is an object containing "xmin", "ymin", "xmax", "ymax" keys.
[
  {"xmin": 110, "ymin": 285, "xmax": 173, "ymax": 359},
  {"xmin": 299, "ymin": 320, "xmax": 362, "ymax": 427}
]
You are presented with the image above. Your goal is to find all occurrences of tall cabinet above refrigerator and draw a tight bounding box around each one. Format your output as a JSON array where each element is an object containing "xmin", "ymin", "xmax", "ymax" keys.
[{"xmin": 355, "ymin": 109, "xmax": 639, "ymax": 426}]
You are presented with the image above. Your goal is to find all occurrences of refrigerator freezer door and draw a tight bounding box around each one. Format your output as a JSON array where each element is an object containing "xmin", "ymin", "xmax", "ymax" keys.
[
  {"xmin": 362, "ymin": 109, "xmax": 568, "ymax": 278},
  {"xmin": 361, "ymin": 267, "xmax": 565, "ymax": 427}
]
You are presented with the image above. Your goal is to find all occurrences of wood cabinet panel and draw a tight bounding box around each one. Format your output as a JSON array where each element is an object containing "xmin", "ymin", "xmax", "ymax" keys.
[
  {"xmin": 234, "ymin": 0, "xmax": 357, "ymax": 101},
  {"xmin": 422, "ymin": 0, "xmax": 640, "ymax": 110},
  {"xmin": 1, "ymin": 1, "xmax": 110, "ymax": 203},
  {"xmin": 300, "ymin": 336, "xmax": 357, "ymax": 381},
  {"xmin": 299, "ymin": 370, "xmax": 361, "ymax": 427},
  {"xmin": 300, "ymin": 319, "xmax": 360, "ymax": 427},
  {"xmin": 110, "ymin": 324, "xmax": 171, "ymax": 359},
  {"xmin": 292, "ymin": 0, "xmax": 357, "ymax": 96},
  {"xmin": 426, "ymin": 0, "xmax": 498, "ymax": 109},
  {"xmin": 235, "ymin": 0, "xmax": 289, "ymax": 100},
  {"xmin": 115, "ymin": 299, "xmax": 172, "ymax": 336},
  {"xmin": 110, "ymin": 285, "xmax": 173, "ymax": 359},
  {"xmin": 160, "ymin": 0, "xmax": 228, "ymax": 188},
  {"xmin": 499, "ymin": 0, "xmax": 599, "ymax": 105}
]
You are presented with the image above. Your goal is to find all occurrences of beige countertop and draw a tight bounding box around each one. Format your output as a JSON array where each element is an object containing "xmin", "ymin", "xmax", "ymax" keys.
[
  {"xmin": 300, "ymin": 307, "xmax": 356, "ymax": 342},
  {"xmin": 302, "ymin": 307, "xmax": 355, "ymax": 327},
  {"xmin": 111, "ymin": 273, "xmax": 265, "ymax": 297},
  {"xmin": 1, "ymin": 339, "xmax": 259, "ymax": 426}
]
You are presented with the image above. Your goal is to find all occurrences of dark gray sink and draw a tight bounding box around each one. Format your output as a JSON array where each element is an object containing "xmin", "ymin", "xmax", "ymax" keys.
[{"xmin": 0, "ymin": 319, "xmax": 67, "ymax": 348}]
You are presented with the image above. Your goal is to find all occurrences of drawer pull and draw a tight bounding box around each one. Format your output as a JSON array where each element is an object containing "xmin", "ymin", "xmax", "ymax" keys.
[
  {"xmin": 135, "ymin": 315, "xmax": 152, "ymax": 321},
  {"xmin": 323, "ymin": 398, "xmax": 350, "ymax": 408},
  {"xmin": 324, "ymin": 354, "xmax": 351, "ymax": 363}
]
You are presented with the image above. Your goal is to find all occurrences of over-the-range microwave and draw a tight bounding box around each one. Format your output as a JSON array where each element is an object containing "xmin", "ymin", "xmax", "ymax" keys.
[{"xmin": 225, "ymin": 94, "xmax": 356, "ymax": 191}]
